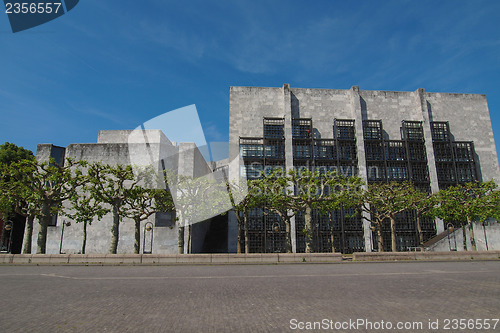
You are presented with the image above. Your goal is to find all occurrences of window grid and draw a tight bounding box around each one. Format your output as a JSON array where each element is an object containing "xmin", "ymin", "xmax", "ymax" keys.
[
  {"xmin": 363, "ymin": 120, "xmax": 382, "ymax": 140},
  {"xmin": 334, "ymin": 119, "xmax": 356, "ymax": 140},
  {"xmin": 431, "ymin": 122, "xmax": 450, "ymax": 141}
]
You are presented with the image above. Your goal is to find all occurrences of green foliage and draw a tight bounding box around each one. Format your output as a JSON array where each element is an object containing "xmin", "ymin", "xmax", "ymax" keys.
[{"xmin": 0, "ymin": 142, "xmax": 34, "ymax": 165}]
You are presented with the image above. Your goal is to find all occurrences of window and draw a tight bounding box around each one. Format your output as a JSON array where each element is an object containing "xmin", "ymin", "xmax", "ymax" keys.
[
  {"xmin": 264, "ymin": 118, "xmax": 284, "ymax": 139},
  {"xmin": 292, "ymin": 119, "xmax": 312, "ymax": 139},
  {"xmin": 411, "ymin": 164, "xmax": 429, "ymax": 182},
  {"xmin": 386, "ymin": 163, "xmax": 408, "ymax": 181},
  {"xmin": 454, "ymin": 142, "xmax": 474, "ymax": 162},
  {"xmin": 402, "ymin": 121, "xmax": 424, "ymax": 141},
  {"xmin": 314, "ymin": 141, "xmax": 336, "ymax": 160},
  {"xmin": 240, "ymin": 144, "xmax": 263, "ymax": 158},
  {"xmin": 363, "ymin": 120, "xmax": 382, "ymax": 140},
  {"xmin": 407, "ymin": 142, "xmax": 427, "ymax": 161},
  {"xmin": 385, "ymin": 141, "xmax": 406, "ymax": 161},
  {"xmin": 365, "ymin": 142, "xmax": 384, "ymax": 161},
  {"xmin": 433, "ymin": 142, "xmax": 453, "ymax": 162},
  {"xmin": 338, "ymin": 142, "xmax": 357, "ymax": 160},
  {"xmin": 155, "ymin": 212, "xmax": 175, "ymax": 227},
  {"xmin": 431, "ymin": 122, "xmax": 450, "ymax": 142},
  {"xmin": 264, "ymin": 141, "xmax": 285, "ymax": 159},
  {"xmin": 456, "ymin": 163, "xmax": 476, "ymax": 182},
  {"xmin": 293, "ymin": 141, "xmax": 312, "ymax": 159},
  {"xmin": 242, "ymin": 162, "xmax": 263, "ymax": 179},
  {"xmin": 335, "ymin": 119, "xmax": 355, "ymax": 140}
]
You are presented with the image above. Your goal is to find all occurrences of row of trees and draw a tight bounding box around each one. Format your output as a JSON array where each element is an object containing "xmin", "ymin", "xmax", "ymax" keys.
[
  {"xmin": 232, "ymin": 169, "xmax": 499, "ymax": 253},
  {"xmin": 0, "ymin": 142, "xmax": 498, "ymax": 254},
  {"xmin": 0, "ymin": 154, "xmax": 174, "ymax": 254}
]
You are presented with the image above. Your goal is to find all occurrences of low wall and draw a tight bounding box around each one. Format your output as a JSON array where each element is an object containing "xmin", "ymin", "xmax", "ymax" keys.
[
  {"xmin": 0, "ymin": 253, "xmax": 342, "ymax": 265},
  {"xmin": 353, "ymin": 251, "xmax": 500, "ymax": 261}
]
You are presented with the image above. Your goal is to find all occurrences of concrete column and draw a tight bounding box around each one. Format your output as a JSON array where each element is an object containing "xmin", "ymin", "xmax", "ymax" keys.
[
  {"xmin": 349, "ymin": 86, "xmax": 373, "ymax": 252},
  {"xmin": 283, "ymin": 84, "xmax": 297, "ymax": 253},
  {"xmin": 414, "ymin": 88, "xmax": 444, "ymax": 233}
]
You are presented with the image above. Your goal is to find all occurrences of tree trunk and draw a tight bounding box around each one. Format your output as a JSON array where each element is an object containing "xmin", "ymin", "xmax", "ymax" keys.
[
  {"xmin": 134, "ymin": 218, "xmax": 141, "ymax": 254},
  {"xmin": 462, "ymin": 225, "xmax": 468, "ymax": 251},
  {"xmin": 235, "ymin": 211, "xmax": 242, "ymax": 254},
  {"xmin": 109, "ymin": 205, "xmax": 120, "ymax": 254},
  {"xmin": 304, "ymin": 205, "xmax": 313, "ymax": 253},
  {"xmin": 22, "ymin": 215, "xmax": 34, "ymax": 254},
  {"xmin": 468, "ymin": 220, "xmax": 477, "ymax": 251},
  {"xmin": 36, "ymin": 215, "xmax": 51, "ymax": 254},
  {"xmin": 81, "ymin": 220, "xmax": 87, "ymax": 255},
  {"xmin": 390, "ymin": 217, "xmax": 397, "ymax": 252},
  {"xmin": 328, "ymin": 211, "xmax": 336, "ymax": 253},
  {"xmin": 187, "ymin": 225, "xmax": 192, "ymax": 254},
  {"xmin": 416, "ymin": 215, "xmax": 423, "ymax": 245},
  {"xmin": 376, "ymin": 224, "xmax": 384, "ymax": 252},
  {"xmin": 244, "ymin": 212, "xmax": 249, "ymax": 254},
  {"xmin": 178, "ymin": 225, "xmax": 184, "ymax": 254},
  {"xmin": 284, "ymin": 218, "xmax": 292, "ymax": 253}
]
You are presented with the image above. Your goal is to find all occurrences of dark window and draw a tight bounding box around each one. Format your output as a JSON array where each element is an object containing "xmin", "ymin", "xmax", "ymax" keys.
[
  {"xmin": 292, "ymin": 119, "xmax": 312, "ymax": 139},
  {"xmin": 436, "ymin": 163, "xmax": 456, "ymax": 183},
  {"xmin": 240, "ymin": 144, "xmax": 263, "ymax": 158},
  {"xmin": 335, "ymin": 119, "xmax": 355, "ymax": 140},
  {"xmin": 338, "ymin": 142, "xmax": 357, "ymax": 160},
  {"xmin": 456, "ymin": 163, "xmax": 476, "ymax": 182},
  {"xmin": 363, "ymin": 120, "xmax": 382, "ymax": 140},
  {"xmin": 242, "ymin": 162, "xmax": 263, "ymax": 179},
  {"xmin": 314, "ymin": 140, "xmax": 336, "ymax": 160},
  {"xmin": 386, "ymin": 163, "xmax": 408, "ymax": 181},
  {"xmin": 264, "ymin": 141, "xmax": 285, "ymax": 159},
  {"xmin": 411, "ymin": 163, "xmax": 429, "ymax": 182},
  {"xmin": 431, "ymin": 122, "xmax": 450, "ymax": 142},
  {"xmin": 433, "ymin": 142, "xmax": 453, "ymax": 162},
  {"xmin": 264, "ymin": 118, "xmax": 284, "ymax": 139},
  {"xmin": 407, "ymin": 142, "xmax": 427, "ymax": 161},
  {"xmin": 293, "ymin": 141, "xmax": 312, "ymax": 159},
  {"xmin": 365, "ymin": 142, "xmax": 384, "ymax": 161},
  {"xmin": 155, "ymin": 212, "xmax": 175, "ymax": 227},
  {"xmin": 454, "ymin": 142, "xmax": 474, "ymax": 162},
  {"xmin": 367, "ymin": 163, "xmax": 385, "ymax": 181},
  {"xmin": 48, "ymin": 214, "xmax": 57, "ymax": 227},
  {"xmin": 402, "ymin": 121, "xmax": 424, "ymax": 141},
  {"xmin": 385, "ymin": 141, "xmax": 406, "ymax": 161}
]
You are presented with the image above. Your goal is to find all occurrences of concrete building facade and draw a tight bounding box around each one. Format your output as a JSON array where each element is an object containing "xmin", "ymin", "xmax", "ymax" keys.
[
  {"xmin": 18, "ymin": 84, "xmax": 500, "ymax": 254},
  {"xmin": 228, "ymin": 84, "xmax": 500, "ymax": 253}
]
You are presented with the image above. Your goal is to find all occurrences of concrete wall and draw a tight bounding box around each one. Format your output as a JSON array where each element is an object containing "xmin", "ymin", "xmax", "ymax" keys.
[
  {"xmin": 29, "ymin": 130, "xmax": 215, "ymax": 255},
  {"xmin": 429, "ymin": 221, "xmax": 500, "ymax": 252}
]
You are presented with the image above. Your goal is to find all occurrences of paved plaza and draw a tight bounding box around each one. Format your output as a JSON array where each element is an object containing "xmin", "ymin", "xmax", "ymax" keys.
[{"xmin": 0, "ymin": 261, "xmax": 499, "ymax": 332}]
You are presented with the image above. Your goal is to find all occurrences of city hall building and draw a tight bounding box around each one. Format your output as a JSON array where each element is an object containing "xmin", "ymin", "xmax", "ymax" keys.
[{"xmin": 9, "ymin": 84, "xmax": 500, "ymax": 254}]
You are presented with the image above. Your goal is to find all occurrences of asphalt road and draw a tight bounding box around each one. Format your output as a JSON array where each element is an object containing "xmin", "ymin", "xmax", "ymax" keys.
[{"xmin": 0, "ymin": 261, "xmax": 499, "ymax": 332}]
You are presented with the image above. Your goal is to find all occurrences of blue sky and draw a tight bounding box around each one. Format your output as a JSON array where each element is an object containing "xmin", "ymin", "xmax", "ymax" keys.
[{"xmin": 1, "ymin": 0, "xmax": 500, "ymax": 161}]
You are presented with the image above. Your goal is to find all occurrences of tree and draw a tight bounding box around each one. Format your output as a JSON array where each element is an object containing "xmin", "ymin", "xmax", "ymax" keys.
[
  {"xmin": 171, "ymin": 173, "xmax": 229, "ymax": 254},
  {"xmin": 436, "ymin": 181, "xmax": 499, "ymax": 251},
  {"xmin": 87, "ymin": 163, "xmax": 143, "ymax": 254},
  {"xmin": 318, "ymin": 173, "xmax": 364, "ymax": 252},
  {"xmin": 6, "ymin": 158, "xmax": 86, "ymax": 254},
  {"xmin": 123, "ymin": 186, "xmax": 174, "ymax": 254},
  {"xmin": 0, "ymin": 142, "xmax": 35, "ymax": 253},
  {"xmin": 227, "ymin": 179, "xmax": 259, "ymax": 254},
  {"xmin": 0, "ymin": 142, "xmax": 34, "ymax": 165},
  {"xmin": 62, "ymin": 184, "xmax": 109, "ymax": 254},
  {"xmin": 357, "ymin": 182, "xmax": 415, "ymax": 252},
  {"xmin": 404, "ymin": 187, "xmax": 438, "ymax": 246},
  {"xmin": 252, "ymin": 169, "xmax": 295, "ymax": 253}
]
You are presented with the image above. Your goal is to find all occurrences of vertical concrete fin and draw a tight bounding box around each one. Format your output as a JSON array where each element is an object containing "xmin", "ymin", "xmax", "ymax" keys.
[
  {"xmin": 349, "ymin": 87, "xmax": 372, "ymax": 252},
  {"xmin": 414, "ymin": 88, "xmax": 444, "ymax": 233}
]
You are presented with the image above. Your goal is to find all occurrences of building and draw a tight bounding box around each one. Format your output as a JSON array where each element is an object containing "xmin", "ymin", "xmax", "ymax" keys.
[
  {"xmin": 228, "ymin": 84, "xmax": 500, "ymax": 253},
  {"xmin": 18, "ymin": 84, "xmax": 500, "ymax": 254}
]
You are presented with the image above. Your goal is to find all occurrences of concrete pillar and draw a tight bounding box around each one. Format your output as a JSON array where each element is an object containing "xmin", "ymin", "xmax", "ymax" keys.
[
  {"xmin": 283, "ymin": 83, "xmax": 297, "ymax": 253},
  {"xmin": 349, "ymin": 86, "xmax": 373, "ymax": 252},
  {"xmin": 414, "ymin": 88, "xmax": 444, "ymax": 233}
]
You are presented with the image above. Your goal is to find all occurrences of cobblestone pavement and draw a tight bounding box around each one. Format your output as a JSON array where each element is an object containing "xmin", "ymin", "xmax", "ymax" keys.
[{"xmin": 0, "ymin": 261, "xmax": 499, "ymax": 332}]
